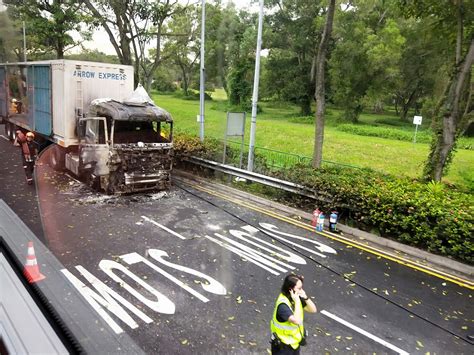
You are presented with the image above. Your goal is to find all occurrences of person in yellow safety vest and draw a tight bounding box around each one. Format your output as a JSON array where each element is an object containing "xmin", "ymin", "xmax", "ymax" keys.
[{"xmin": 270, "ymin": 274, "xmax": 317, "ymax": 354}]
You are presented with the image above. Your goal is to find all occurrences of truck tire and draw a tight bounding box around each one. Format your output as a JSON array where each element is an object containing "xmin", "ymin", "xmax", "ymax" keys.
[{"xmin": 49, "ymin": 145, "xmax": 65, "ymax": 171}]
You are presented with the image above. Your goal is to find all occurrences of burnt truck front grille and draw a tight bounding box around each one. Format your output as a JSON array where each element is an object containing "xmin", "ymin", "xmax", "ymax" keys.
[
  {"xmin": 110, "ymin": 145, "xmax": 173, "ymax": 192},
  {"xmin": 118, "ymin": 148, "xmax": 172, "ymax": 172}
]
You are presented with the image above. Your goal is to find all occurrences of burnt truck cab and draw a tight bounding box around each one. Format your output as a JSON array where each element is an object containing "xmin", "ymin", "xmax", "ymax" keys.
[{"xmin": 69, "ymin": 98, "xmax": 173, "ymax": 194}]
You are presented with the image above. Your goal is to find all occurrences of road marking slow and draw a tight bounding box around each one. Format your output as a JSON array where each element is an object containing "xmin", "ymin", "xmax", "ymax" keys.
[
  {"xmin": 183, "ymin": 180, "xmax": 474, "ymax": 290},
  {"xmin": 321, "ymin": 310, "xmax": 410, "ymax": 355},
  {"xmin": 142, "ymin": 215, "xmax": 186, "ymax": 240}
]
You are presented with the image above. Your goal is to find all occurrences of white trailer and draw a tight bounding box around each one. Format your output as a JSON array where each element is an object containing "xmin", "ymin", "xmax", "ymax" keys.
[{"xmin": 1, "ymin": 60, "xmax": 173, "ymax": 193}]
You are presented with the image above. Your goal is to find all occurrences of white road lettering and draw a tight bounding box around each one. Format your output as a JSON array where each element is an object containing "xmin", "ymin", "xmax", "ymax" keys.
[
  {"xmin": 206, "ymin": 233, "xmax": 288, "ymax": 275},
  {"xmin": 121, "ymin": 252, "xmax": 210, "ymax": 303},
  {"xmin": 260, "ymin": 222, "xmax": 337, "ymax": 256},
  {"xmin": 61, "ymin": 267, "xmax": 152, "ymax": 334},
  {"xmin": 228, "ymin": 229, "xmax": 298, "ymax": 270},
  {"xmin": 145, "ymin": 249, "xmax": 226, "ymax": 295},
  {"xmin": 239, "ymin": 225, "xmax": 307, "ymax": 265},
  {"xmin": 99, "ymin": 260, "xmax": 175, "ymax": 315},
  {"xmin": 204, "ymin": 234, "xmax": 282, "ymax": 275},
  {"xmin": 321, "ymin": 310, "xmax": 410, "ymax": 355},
  {"xmin": 142, "ymin": 216, "xmax": 186, "ymax": 240}
]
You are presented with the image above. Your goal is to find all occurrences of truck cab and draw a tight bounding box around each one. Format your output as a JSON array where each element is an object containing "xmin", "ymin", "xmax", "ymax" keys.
[{"xmin": 70, "ymin": 99, "xmax": 173, "ymax": 194}]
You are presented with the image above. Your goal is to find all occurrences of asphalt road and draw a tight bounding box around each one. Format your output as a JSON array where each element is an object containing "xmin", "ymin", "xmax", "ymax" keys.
[{"xmin": 0, "ymin": 125, "xmax": 472, "ymax": 354}]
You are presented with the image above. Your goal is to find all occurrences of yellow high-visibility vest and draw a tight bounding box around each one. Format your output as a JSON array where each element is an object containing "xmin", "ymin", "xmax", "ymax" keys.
[{"xmin": 270, "ymin": 293, "xmax": 304, "ymax": 349}]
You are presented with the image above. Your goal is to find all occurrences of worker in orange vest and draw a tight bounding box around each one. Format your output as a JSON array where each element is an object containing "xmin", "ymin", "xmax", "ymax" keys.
[{"xmin": 18, "ymin": 131, "xmax": 39, "ymax": 185}]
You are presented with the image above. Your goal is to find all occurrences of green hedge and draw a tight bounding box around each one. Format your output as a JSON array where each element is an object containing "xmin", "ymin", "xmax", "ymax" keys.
[
  {"xmin": 336, "ymin": 124, "xmax": 473, "ymax": 150},
  {"xmin": 174, "ymin": 133, "xmax": 474, "ymax": 264}
]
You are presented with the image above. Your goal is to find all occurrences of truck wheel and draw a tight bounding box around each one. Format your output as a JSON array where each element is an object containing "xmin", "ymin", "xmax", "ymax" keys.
[{"xmin": 49, "ymin": 145, "xmax": 65, "ymax": 171}]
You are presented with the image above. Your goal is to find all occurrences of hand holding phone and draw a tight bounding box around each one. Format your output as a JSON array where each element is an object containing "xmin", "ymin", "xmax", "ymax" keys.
[{"xmin": 290, "ymin": 288, "xmax": 300, "ymax": 302}]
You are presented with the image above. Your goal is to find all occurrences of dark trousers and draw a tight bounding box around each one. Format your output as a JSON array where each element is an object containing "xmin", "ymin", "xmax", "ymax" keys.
[
  {"xmin": 271, "ymin": 342, "xmax": 300, "ymax": 355},
  {"xmin": 22, "ymin": 155, "xmax": 35, "ymax": 182}
]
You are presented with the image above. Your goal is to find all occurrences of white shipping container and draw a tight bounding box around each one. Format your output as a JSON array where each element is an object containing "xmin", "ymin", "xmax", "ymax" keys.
[{"xmin": 49, "ymin": 60, "xmax": 134, "ymax": 147}]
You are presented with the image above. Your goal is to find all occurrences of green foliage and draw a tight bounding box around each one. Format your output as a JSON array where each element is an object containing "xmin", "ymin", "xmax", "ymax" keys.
[
  {"xmin": 276, "ymin": 166, "xmax": 474, "ymax": 263},
  {"xmin": 262, "ymin": 0, "xmax": 320, "ymax": 115},
  {"xmin": 173, "ymin": 90, "xmax": 212, "ymax": 101},
  {"xmin": 227, "ymin": 60, "xmax": 253, "ymax": 106},
  {"xmin": 65, "ymin": 49, "xmax": 119, "ymax": 64},
  {"xmin": 336, "ymin": 124, "xmax": 431, "ymax": 143},
  {"xmin": 176, "ymin": 136, "xmax": 474, "ymax": 263},
  {"xmin": 5, "ymin": 0, "xmax": 91, "ymax": 59},
  {"xmin": 155, "ymin": 92, "xmax": 473, "ymax": 189},
  {"xmin": 0, "ymin": 11, "xmax": 22, "ymax": 62}
]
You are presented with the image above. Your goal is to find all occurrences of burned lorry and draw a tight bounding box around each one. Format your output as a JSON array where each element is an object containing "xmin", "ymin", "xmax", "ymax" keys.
[{"xmin": 0, "ymin": 60, "xmax": 173, "ymax": 193}]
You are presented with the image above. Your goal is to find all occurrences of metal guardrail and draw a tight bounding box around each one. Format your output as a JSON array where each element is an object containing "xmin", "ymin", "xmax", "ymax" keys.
[
  {"xmin": 223, "ymin": 139, "xmax": 362, "ymax": 171},
  {"xmin": 183, "ymin": 156, "xmax": 333, "ymax": 203}
]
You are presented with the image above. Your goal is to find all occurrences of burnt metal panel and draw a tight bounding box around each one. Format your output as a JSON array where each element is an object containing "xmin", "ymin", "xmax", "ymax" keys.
[{"xmin": 89, "ymin": 100, "xmax": 173, "ymax": 122}]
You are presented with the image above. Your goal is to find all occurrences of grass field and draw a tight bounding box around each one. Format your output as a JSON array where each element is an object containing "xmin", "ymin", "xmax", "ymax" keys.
[{"xmin": 152, "ymin": 90, "xmax": 473, "ymax": 191}]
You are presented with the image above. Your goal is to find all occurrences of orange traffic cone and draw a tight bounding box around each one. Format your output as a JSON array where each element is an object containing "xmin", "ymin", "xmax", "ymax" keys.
[{"xmin": 23, "ymin": 241, "xmax": 46, "ymax": 283}]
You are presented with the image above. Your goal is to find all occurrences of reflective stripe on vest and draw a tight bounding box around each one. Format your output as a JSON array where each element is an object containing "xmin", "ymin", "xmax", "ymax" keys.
[{"xmin": 270, "ymin": 294, "xmax": 304, "ymax": 349}]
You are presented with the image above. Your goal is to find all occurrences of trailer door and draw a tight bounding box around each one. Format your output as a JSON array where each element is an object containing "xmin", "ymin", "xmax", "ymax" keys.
[
  {"xmin": 28, "ymin": 65, "xmax": 52, "ymax": 135},
  {"xmin": 0, "ymin": 67, "xmax": 6, "ymax": 118}
]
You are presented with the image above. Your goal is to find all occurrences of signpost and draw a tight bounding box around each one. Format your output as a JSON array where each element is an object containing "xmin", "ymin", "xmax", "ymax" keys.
[
  {"xmin": 223, "ymin": 112, "xmax": 246, "ymax": 169},
  {"xmin": 413, "ymin": 115, "xmax": 422, "ymax": 143}
]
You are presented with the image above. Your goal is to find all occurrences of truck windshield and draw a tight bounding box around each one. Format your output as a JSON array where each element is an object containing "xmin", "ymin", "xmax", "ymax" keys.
[{"xmin": 113, "ymin": 121, "xmax": 171, "ymax": 144}]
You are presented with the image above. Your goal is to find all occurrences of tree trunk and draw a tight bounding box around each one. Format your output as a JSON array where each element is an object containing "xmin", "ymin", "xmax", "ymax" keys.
[
  {"xmin": 456, "ymin": 0, "xmax": 463, "ymax": 65},
  {"xmin": 424, "ymin": 38, "xmax": 474, "ymax": 181},
  {"xmin": 313, "ymin": 0, "xmax": 336, "ymax": 169},
  {"xmin": 82, "ymin": 0, "xmax": 132, "ymax": 65},
  {"xmin": 178, "ymin": 61, "xmax": 189, "ymax": 95}
]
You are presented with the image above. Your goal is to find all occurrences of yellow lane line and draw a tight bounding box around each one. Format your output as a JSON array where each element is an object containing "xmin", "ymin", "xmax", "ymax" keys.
[{"xmin": 186, "ymin": 181, "xmax": 474, "ymax": 290}]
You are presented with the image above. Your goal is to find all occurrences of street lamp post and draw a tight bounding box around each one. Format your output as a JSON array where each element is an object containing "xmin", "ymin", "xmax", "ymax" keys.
[
  {"xmin": 247, "ymin": 0, "xmax": 264, "ymax": 171},
  {"xmin": 199, "ymin": 0, "xmax": 206, "ymax": 142}
]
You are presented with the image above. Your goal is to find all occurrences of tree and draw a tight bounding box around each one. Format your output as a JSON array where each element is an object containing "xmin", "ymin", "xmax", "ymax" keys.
[
  {"xmin": 161, "ymin": 5, "xmax": 199, "ymax": 96},
  {"xmin": 425, "ymin": 38, "xmax": 474, "ymax": 181},
  {"xmin": 223, "ymin": 8, "xmax": 257, "ymax": 106},
  {"xmin": 0, "ymin": 10, "xmax": 22, "ymax": 62},
  {"xmin": 400, "ymin": 0, "xmax": 474, "ymax": 181},
  {"xmin": 329, "ymin": 0, "xmax": 403, "ymax": 122},
  {"xmin": 393, "ymin": 18, "xmax": 441, "ymax": 121},
  {"xmin": 82, "ymin": 0, "xmax": 136, "ymax": 80},
  {"xmin": 83, "ymin": 0, "xmax": 185, "ymax": 92},
  {"xmin": 5, "ymin": 0, "xmax": 90, "ymax": 59},
  {"xmin": 313, "ymin": 0, "xmax": 335, "ymax": 168},
  {"xmin": 328, "ymin": 5, "xmax": 371, "ymax": 122},
  {"xmin": 204, "ymin": 2, "xmax": 243, "ymax": 92},
  {"xmin": 264, "ymin": 0, "xmax": 322, "ymax": 115}
]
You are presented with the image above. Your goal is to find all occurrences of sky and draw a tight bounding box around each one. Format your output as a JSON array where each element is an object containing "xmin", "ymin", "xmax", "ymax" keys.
[
  {"xmin": 0, "ymin": 0, "xmax": 259, "ymax": 56},
  {"xmin": 82, "ymin": 0, "xmax": 259, "ymax": 55}
]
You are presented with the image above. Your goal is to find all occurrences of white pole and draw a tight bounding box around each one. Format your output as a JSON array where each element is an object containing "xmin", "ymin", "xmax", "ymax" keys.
[
  {"xmin": 247, "ymin": 0, "xmax": 264, "ymax": 172},
  {"xmin": 199, "ymin": 0, "xmax": 206, "ymax": 142},
  {"xmin": 23, "ymin": 21, "xmax": 27, "ymax": 62}
]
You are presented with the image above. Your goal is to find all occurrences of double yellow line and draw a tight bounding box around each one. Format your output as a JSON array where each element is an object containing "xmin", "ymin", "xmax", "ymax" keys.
[{"xmin": 185, "ymin": 180, "xmax": 474, "ymax": 290}]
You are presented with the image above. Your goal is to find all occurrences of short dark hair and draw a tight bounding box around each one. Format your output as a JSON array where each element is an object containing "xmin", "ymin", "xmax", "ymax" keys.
[{"xmin": 281, "ymin": 274, "xmax": 304, "ymax": 304}]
